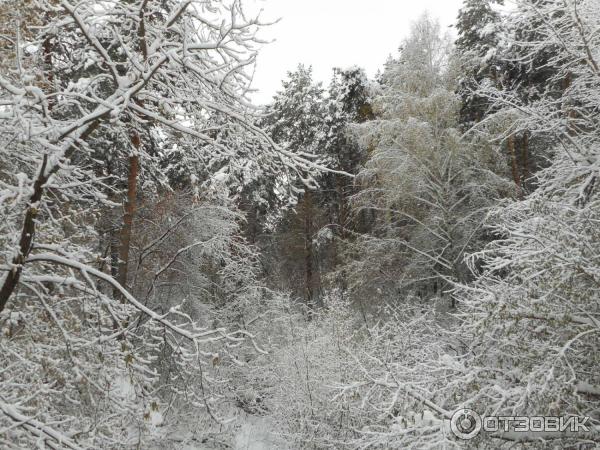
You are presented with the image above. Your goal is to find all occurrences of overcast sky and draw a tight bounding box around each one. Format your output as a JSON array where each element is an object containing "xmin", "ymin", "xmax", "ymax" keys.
[{"xmin": 247, "ymin": 0, "xmax": 465, "ymax": 104}]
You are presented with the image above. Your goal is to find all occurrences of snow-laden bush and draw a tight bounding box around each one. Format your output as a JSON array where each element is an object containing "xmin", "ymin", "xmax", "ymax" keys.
[{"xmin": 0, "ymin": 188, "xmax": 272, "ymax": 448}]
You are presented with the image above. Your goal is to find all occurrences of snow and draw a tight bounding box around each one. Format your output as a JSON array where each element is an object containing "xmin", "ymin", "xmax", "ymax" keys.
[
  {"xmin": 151, "ymin": 413, "xmax": 289, "ymax": 450},
  {"xmin": 112, "ymin": 376, "xmax": 136, "ymax": 402},
  {"xmin": 2, "ymin": 1, "xmax": 600, "ymax": 449},
  {"xmin": 233, "ymin": 415, "xmax": 290, "ymax": 450}
]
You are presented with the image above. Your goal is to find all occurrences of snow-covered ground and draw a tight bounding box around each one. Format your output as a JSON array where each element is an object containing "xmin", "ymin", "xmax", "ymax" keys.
[
  {"xmin": 233, "ymin": 415, "xmax": 290, "ymax": 450},
  {"xmin": 153, "ymin": 412, "xmax": 290, "ymax": 450}
]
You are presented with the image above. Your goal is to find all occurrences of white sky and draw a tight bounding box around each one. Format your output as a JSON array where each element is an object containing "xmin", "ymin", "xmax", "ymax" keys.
[{"xmin": 247, "ymin": 0, "xmax": 465, "ymax": 104}]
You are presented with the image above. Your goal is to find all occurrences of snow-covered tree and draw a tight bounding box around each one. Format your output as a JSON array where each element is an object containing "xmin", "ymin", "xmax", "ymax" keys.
[
  {"xmin": 456, "ymin": 0, "xmax": 560, "ymax": 193},
  {"xmin": 323, "ymin": 67, "xmax": 373, "ymax": 175},
  {"xmin": 449, "ymin": 0, "xmax": 600, "ymax": 446},
  {"xmin": 346, "ymin": 14, "xmax": 510, "ymax": 307},
  {"xmin": 333, "ymin": 2, "xmax": 600, "ymax": 448},
  {"xmin": 0, "ymin": 0, "xmax": 323, "ymax": 447},
  {"xmin": 262, "ymin": 65, "xmax": 328, "ymax": 316},
  {"xmin": 455, "ymin": 0, "xmax": 505, "ymax": 126},
  {"xmin": 321, "ymin": 67, "xmax": 373, "ymax": 240}
]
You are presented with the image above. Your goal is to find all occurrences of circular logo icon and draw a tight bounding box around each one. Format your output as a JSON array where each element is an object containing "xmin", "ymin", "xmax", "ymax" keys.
[{"xmin": 450, "ymin": 408, "xmax": 482, "ymax": 440}]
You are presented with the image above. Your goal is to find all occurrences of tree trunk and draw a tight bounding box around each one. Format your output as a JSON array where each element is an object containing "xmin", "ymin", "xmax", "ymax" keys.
[
  {"xmin": 0, "ymin": 120, "xmax": 102, "ymax": 313},
  {"xmin": 563, "ymin": 71, "xmax": 577, "ymax": 136},
  {"xmin": 114, "ymin": 0, "xmax": 147, "ymax": 291},
  {"xmin": 304, "ymin": 191, "xmax": 315, "ymax": 321},
  {"xmin": 245, "ymin": 200, "xmax": 258, "ymax": 245},
  {"xmin": 521, "ymin": 132, "xmax": 530, "ymax": 186},
  {"xmin": 117, "ymin": 134, "xmax": 140, "ymax": 289},
  {"xmin": 507, "ymin": 134, "xmax": 522, "ymax": 198},
  {"xmin": 335, "ymin": 174, "xmax": 348, "ymax": 239},
  {"xmin": 42, "ymin": 20, "xmax": 55, "ymax": 110}
]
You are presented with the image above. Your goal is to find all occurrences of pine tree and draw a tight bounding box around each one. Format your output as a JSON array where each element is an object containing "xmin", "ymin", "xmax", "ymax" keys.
[
  {"xmin": 455, "ymin": 0, "xmax": 505, "ymax": 126},
  {"xmin": 322, "ymin": 67, "xmax": 374, "ymax": 236},
  {"xmin": 263, "ymin": 65, "xmax": 327, "ymax": 317}
]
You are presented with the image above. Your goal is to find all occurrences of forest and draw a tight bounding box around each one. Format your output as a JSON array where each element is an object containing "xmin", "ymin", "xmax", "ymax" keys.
[{"xmin": 0, "ymin": 0, "xmax": 598, "ymax": 448}]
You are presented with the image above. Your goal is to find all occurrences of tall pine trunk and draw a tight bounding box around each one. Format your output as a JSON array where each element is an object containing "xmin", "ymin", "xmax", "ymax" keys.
[
  {"xmin": 507, "ymin": 134, "xmax": 522, "ymax": 198},
  {"xmin": 304, "ymin": 191, "xmax": 315, "ymax": 320},
  {"xmin": 117, "ymin": 133, "xmax": 140, "ymax": 289},
  {"xmin": 521, "ymin": 132, "xmax": 530, "ymax": 185}
]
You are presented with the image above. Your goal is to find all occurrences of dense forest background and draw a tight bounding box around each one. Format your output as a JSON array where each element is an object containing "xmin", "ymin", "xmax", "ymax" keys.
[{"xmin": 0, "ymin": 0, "xmax": 599, "ymax": 448}]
